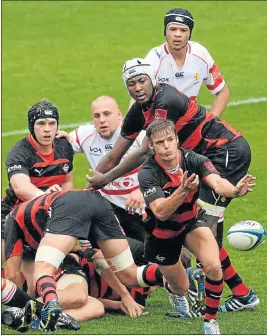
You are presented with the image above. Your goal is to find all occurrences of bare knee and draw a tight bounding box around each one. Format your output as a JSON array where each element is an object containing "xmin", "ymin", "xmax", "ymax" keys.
[
  {"xmin": 204, "ymin": 260, "xmax": 222, "ymax": 280},
  {"xmin": 92, "ymin": 300, "xmax": 105, "ymax": 318}
]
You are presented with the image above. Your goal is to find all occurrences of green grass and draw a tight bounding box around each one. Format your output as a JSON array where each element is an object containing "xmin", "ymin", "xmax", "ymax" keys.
[{"xmin": 2, "ymin": 1, "xmax": 267, "ymax": 335}]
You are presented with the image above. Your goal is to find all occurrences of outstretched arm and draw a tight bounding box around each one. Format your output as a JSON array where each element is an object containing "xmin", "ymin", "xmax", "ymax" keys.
[{"xmin": 209, "ymin": 85, "xmax": 230, "ymax": 117}]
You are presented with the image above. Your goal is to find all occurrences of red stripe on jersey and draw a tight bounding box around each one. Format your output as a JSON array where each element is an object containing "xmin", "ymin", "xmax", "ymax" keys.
[
  {"xmin": 122, "ymin": 167, "xmax": 140, "ymax": 177},
  {"xmin": 189, "ymin": 96, "xmax": 197, "ymax": 103},
  {"xmin": 175, "ymin": 101, "xmax": 199, "ymax": 132},
  {"xmin": 30, "ymin": 197, "xmax": 48, "ymax": 236},
  {"xmin": 180, "ymin": 113, "xmax": 214, "ymax": 150},
  {"xmin": 9, "ymin": 239, "xmax": 24, "ymax": 257},
  {"xmin": 15, "ymin": 202, "xmax": 39, "ymax": 249},
  {"xmin": 164, "ymin": 43, "xmax": 169, "ymax": 54},
  {"xmin": 206, "ymin": 63, "xmax": 224, "ymax": 91},
  {"xmin": 168, "ymin": 204, "xmax": 198, "ymax": 223},
  {"xmin": 32, "ymin": 159, "xmax": 69, "ymax": 168},
  {"xmin": 152, "ymin": 225, "xmax": 186, "ymax": 239},
  {"xmin": 101, "ymin": 185, "xmax": 139, "ymax": 195},
  {"xmin": 124, "ymin": 132, "xmax": 140, "ymax": 140},
  {"xmin": 216, "ymin": 120, "xmax": 242, "ymax": 137},
  {"xmin": 30, "ymin": 174, "xmax": 67, "ymax": 187}
]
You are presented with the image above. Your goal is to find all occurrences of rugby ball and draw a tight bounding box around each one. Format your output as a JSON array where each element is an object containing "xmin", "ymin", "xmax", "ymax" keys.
[{"xmin": 227, "ymin": 220, "xmax": 267, "ymax": 251}]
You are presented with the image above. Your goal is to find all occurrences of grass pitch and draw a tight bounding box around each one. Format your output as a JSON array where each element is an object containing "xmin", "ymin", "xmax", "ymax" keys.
[{"xmin": 2, "ymin": 1, "xmax": 267, "ymax": 335}]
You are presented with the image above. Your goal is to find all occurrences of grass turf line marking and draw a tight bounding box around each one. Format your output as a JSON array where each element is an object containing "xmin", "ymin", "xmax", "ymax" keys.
[{"xmin": 2, "ymin": 97, "xmax": 267, "ymax": 137}]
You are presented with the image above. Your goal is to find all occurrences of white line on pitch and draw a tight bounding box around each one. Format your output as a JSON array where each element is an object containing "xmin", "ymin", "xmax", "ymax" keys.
[{"xmin": 2, "ymin": 97, "xmax": 267, "ymax": 137}]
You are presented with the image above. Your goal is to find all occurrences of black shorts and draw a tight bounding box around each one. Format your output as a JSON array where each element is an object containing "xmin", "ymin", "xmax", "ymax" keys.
[
  {"xmin": 127, "ymin": 237, "xmax": 146, "ymax": 265},
  {"xmin": 111, "ymin": 204, "xmax": 145, "ymax": 242},
  {"xmin": 199, "ymin": 136, "xmax": 251, "ymax": 210},
  {"xmin": 46, "ymin": 191, "xmax": 126, "ymax": 242},
  {"xmin": 22, "ymin": 245, "xmax": 36, "ymax": 262},
  {"xmin": 55, "ymin": 254, "xmax": 88, "ymax": 283},
  {"xmin": 144, "ymin": 217, "xmax": 208, "ymax": 266}
]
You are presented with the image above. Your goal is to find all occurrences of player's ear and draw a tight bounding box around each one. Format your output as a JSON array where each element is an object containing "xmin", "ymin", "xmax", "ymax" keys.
[{"xmin": 148, "ymin": 140, "xmax": 154, "ymax": 151}]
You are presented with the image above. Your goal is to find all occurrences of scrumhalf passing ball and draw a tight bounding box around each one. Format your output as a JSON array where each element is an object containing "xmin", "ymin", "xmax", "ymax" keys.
[{"xmin": 227, "ymin": 220, "xmax": 267, "ymax": 251}]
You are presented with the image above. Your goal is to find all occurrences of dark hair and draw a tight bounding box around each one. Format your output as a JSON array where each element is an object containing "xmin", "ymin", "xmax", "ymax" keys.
[
  {"xmin": 146, "ymin": 118, "xmax": 177, "ymax": 142},
  {"xmin": 164, "ymin": 8, "xmax": 194, "ymax": 39}
]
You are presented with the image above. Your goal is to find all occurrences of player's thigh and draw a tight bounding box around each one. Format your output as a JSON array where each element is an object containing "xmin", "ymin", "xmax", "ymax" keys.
[
  {"xmin": 185, "ymin": 226, "xmax": 219, "ymax": 266},
  {"xmin": 39, "ymin": 233, "xmax": 77, "ymax": 254}
]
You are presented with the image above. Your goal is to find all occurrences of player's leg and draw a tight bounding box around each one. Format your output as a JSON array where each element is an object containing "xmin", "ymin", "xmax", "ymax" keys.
[
  {"xmin": 21, "ymin": 246, "xmax": 36, "ymax": 297},
  {"xmin": 34, "ymin": 233, "xmax": 78, "ymax": 331},
  {"xmin": 185, "ymin": 224, "xmax": 223, "ymax": 335}
]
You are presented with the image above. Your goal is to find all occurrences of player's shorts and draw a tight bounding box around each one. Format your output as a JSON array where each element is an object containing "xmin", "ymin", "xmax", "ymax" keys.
[
  {"xmin": 45, "ymin": 191, "xmax": 126, "ymax": 242},
  {"xmin": 111, "ymin": 204, "xmax": 145, "ymax": 242},
  {"xmin": 199, "ymin": 136, "xmax": 251, "ymax": 217},
  {"xmin": 22, "ymin": 245, "xmax": 36, "ymax": 262},
  {"xmin": 54, "ymin": 254, "xmax": 88, "ymax": 284},
  {"xmin": 127, "ymin": 237, "xmax": 146, "ymax": 266},
  {"xmin": 144, "ymin": 217, "xmax": 208, "ymax": 266}
]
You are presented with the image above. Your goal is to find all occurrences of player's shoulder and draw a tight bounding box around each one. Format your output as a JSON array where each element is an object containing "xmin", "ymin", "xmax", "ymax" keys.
[
  {"xmin": 181, "ymin": 147, "xmax": 207, "ymax": 163},
  {"xmin": 54, "ymin": 136, "xmax": 72, "ymax": 148},
  {"xmin": 74, "ymin": 123, "xmax": 96, "ymax": 143},
  {"xmin": 7, "ymin": 137, "xmax": 32, "ymax": 157},
  {"xmin": 189, "ymin": 41, "xmax": 212, "ymax": 60},
  {"xmin": 146, "ymin": 43, "xmax": 166, "ymax": 60}
]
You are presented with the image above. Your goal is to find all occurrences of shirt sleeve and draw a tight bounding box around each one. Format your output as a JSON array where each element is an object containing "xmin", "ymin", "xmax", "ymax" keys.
[
  {"xmin": 144, "ymin": 47, "xmax": 161, "ymax": 78},
  {"xmin": 121, "ymin": 103, "xmax": 145, "ymax": 140},
  {"xmin": 6, "ymin": 146, "xmax": 31, "ymax": 180},
  {"xmin": 189, "ymin": 151, "xmax": 220, "ymax": 180},
  {"xmin": 138, "ymin": 166, "xmax": 165, "ymax": 206},
  {"xmin": 202, "ymin": 48, "xmax": 225, "ymax": 94},
  {"xmin": 70, "ymin": 128, "xmax": 83, "ymax": 154}
]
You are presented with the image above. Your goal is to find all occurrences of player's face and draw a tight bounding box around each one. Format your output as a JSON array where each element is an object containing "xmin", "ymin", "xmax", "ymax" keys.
[
  {"xmin": 34, "ymin": 118, "xmax": 57, "ymax": 146},
  {"xmin": 92, "ymin": 99, "xmax": 122, "ymax": 139},
  {"xmin": 126, "ymin": 75, "xmax": 153, "ymax": 104},
  {"xmin": 149, "ymin": 128, "xmax": 178, "ymax": 163},
  {"xmin": 166, "ymin": 24, "xmax": 190, "ymax": 52}
]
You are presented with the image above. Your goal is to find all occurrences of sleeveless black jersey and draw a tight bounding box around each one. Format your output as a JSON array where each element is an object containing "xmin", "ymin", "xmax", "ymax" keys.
[
  {"xmin": 121, "ymin": 83, "xmax": 241, "ymax": 154},
  {"xmin": 2, "ymin": 135, "xmax": 73, "ymax": 217},
  {"xmin": 138, "ymin": 148, "xmax": 219, "ymax": 239}
]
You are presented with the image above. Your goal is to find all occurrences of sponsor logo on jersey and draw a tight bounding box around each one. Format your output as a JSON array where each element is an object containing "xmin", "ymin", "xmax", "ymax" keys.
[
  {"xmin": 63, "ymin": 163, "xmax": 69, "ymax": 173},
  {"xmin": 105, "ymin": 144, "xmax": 113, "ymax": 150},
  {"xmin": 155, "ymin": 255, "xmax": 165, "ymax": 262},
  {"xmin": 34, "ymin": 168, "xmax": 44, "ymax": 176},
  {"xmin": 194, "ymin": 72, "xmax": 200, "ymax": 80},
  {"xmin": 90, "ymin": 147, "xmax": 102, "ymax": 153},
  {"xmin": 158, "ymin": 77, "xmax": 170, "ymax": 83},
  {"xmin": 154, "ymin": 109, "xmax": 167, "ymax": 119},
  {"xmin": 163, "ymin": 190, "xmax": 171, "ymax": 196},
  {"xmin": 122, "ymin": 177, "xmax": 135, "ymax": 188},
  {"xmin": 144, "ymin": 187, "xmax": 156, "ymax": 198},
  {"xmin": 175, "ymin": 72, "xmax": 184, "ymax": 78},
  {"xmin": 7, "ymin": 164, "xmax": 22, "ymax": 173}
]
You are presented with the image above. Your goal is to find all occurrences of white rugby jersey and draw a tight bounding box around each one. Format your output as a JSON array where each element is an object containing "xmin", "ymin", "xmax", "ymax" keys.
[
  {"xmin": 145, "ymin": 41, "xmax": 225, "ymax": 103},
  {"xmin": 70, "ymin": 124, "xmax": 146, "ymax": 211}
]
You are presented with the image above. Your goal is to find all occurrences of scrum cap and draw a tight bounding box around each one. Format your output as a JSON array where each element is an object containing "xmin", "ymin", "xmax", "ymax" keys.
[
  {"xmin": 28, "ymin": 101, "xmax": 59, "ymax": 135},
  {"xmin": 122, "ymin": 58, "xmax": 156, "ymax": 86},
  {"xmin": 164, "ymin": 8, "xmax": 194, "ymax": 39}
]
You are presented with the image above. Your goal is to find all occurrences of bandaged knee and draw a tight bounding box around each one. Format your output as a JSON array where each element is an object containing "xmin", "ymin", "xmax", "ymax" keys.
[
  {"xmin": 93, "ymin": 258, "xmax": 110, "ymax": 275},
  {"xmin": 35, "ymin": 246, "xmax": 65, "ymax": 269},
  {"xmin": 106, "ymin": 247, "xmax": 134, "ymax": 273}
]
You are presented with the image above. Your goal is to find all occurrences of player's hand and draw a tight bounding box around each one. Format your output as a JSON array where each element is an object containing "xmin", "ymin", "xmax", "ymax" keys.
[
  {"xmin": 125, "ymin": 189, "xmax": 145, "ymax": 215},
  {"xmin": 45, "ymin": 184, "xmax": 63, "ymax": 194},
  {"xmin": 56, "ymin": 130, "xmax": 74, "ymax": 143},
  {"xmin": 85, "ymin": 169, "xmax": 108, "ymax": 190},
  {"xmin": 120, "ymin": 293, "xmax": 144, "ymax": 318},
  {"xmin": 179, "ymin": 169, "xmax": 199, "ymax": 193},
  {"xmin": 234, "ymin": 174, "xmax": 256, "ymax": 197}
]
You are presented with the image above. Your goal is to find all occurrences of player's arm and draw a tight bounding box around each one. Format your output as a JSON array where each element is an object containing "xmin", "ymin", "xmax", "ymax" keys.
[
  {"xmin": 209, "ymin": 84, "xmax": 230, "ymax": 117},
  {"xmin": 91, "ymin": 250, "xmax": 144, "ymax": 317},
  {"xmin": 61, "ymin": 172, "xmax": 73, "ymax": 191},
  {"xmin": 98, "ymin": 298, "xmax": 132, "ymax": 316},
  {"xmin": 204, "ymin": 173, "xmax": 256, "ymax": 198},
  {"xmin": 140, "ymin": 170, "xmax": 199, "ymax": 221}
]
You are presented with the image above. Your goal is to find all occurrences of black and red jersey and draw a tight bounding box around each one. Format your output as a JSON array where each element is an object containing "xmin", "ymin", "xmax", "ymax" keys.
[
  {"xmin": 138, "ymin": 148, "xmax": 219, "ymax": 239},
  {"xmin": 121, "ymin": 83, "xmax": 241, "ymax": 154},
  {"xmin": 2, "ymin": 135, "xmax": 73, "ymax": 217}
]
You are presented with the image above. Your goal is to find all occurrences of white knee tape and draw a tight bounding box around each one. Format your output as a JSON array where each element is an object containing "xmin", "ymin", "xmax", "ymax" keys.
[
  {"xmin": 35, "ymin": 246, "xmax": 66, "ymax": 269},
  {"xmin": 93, "ymin": 258, "xmax": 110, "ymax": 275},
  {"xmin": 136, "ymin": 265, "xmax": 148, "ymax": 287},
  {"xmin": 197, "ymin": 199, "xmax": 226, "ymax": 217},
  {"xmin": 106, "ymin": 247, "xmax": 134, "ymax": 273}
]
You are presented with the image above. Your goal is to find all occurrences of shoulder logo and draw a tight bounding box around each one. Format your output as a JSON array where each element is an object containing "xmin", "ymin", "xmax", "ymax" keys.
[
  {"xmin": 144, "ymin": 187, "xmax": 156, "ymax": 198},
  {"xmin": 34, "ymin": 168, "xmax": 43, "ymax": 176},
  {"xmin": 7, "ymin": 164, "xmax": 22, "ymax": 173}
]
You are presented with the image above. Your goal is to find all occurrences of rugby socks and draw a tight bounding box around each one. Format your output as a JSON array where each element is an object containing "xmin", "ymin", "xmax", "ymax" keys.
[
  {"xmin": 204, "ymin": 276, "xmax": 224, "ymax": 321},
  {"xmin": 36, "ymin": 275, "xmax": 58, "ymax": 304},
  {"xmin": 137, "ymin": 264, "xmax": 163, "ymax": 287},
  {"xmin": 220, "ymin": 247, "xmax": 249, "ymax": 296}
]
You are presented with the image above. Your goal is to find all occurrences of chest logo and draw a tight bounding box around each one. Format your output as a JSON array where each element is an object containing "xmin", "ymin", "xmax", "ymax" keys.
[
  {"xmin": 194, "ymin": 72, "xmax": 200, "ymax": 80},
  {"xmin": 63, "ymin": 164, "xmax": 69, "ymax": 174},
  {"xmin": 34, "ymin": 168, "xmax": 44, "ymax": 176}
]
